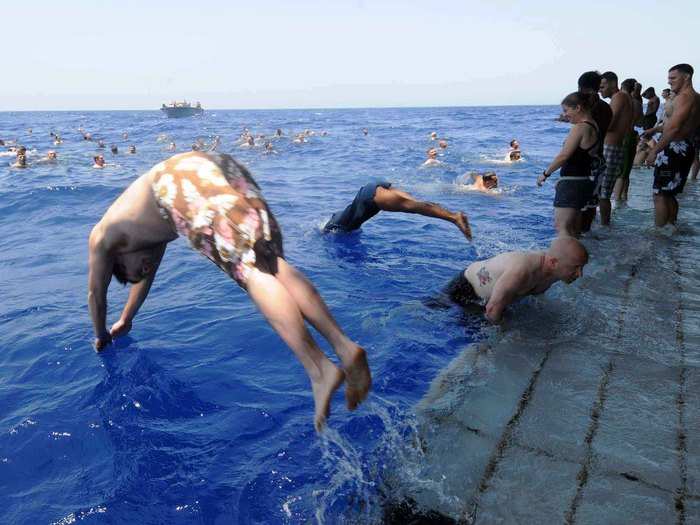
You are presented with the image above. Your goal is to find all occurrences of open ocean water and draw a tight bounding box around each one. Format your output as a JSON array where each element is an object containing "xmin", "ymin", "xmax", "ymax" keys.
[{"xmin": 1, "ymin": 106, "xmax": 696, "ymax": 524}]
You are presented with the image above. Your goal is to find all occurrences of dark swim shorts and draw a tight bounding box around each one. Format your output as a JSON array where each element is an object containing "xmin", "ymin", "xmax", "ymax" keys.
[
  {"xmin": 151, "ymin": 152, "xmax": 284, "ymax": 289},
  {"xmin": 652, "ymin": 140, "xmax": 695, "ymax": 197},
  {"xmin": 445, "ymin": 271, "xmax": 481, "ymax": 306},
  {"xmin": 620, "ymin": 132, "xmax": 639, "ymax": 181},
  {"xmin": 324, "ymin": 180, "xmax": 392, "ymax": 232},
  {"xmin": 642, "ymin": 114, "xmax": 657, "ymax": 130},
  {"xmin": 553, "ymin": 178, "xmax": 596, "ymax": 211}
]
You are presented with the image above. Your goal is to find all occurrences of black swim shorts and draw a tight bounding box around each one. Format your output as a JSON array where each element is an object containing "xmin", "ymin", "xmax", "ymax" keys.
[
  {"xmin": 652, "ymin": 140, "xmax": 695, "ymax": 197},
  {"xmin": 553, "ymin": 178, "xmax": 595, "ymax": 211},
  {"xmin": 445, "ymin": 271, "xmax": 481, "ymax": 306}
]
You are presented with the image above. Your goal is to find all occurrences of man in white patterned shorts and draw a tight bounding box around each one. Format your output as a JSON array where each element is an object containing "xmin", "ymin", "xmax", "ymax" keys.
[
  {"xmin": 87, "ymin": 152, "xmax": 372, "ymax": 432},
  {"xmin": 646, "ymin": 64, "xmax": 700, "ymax": 226}
]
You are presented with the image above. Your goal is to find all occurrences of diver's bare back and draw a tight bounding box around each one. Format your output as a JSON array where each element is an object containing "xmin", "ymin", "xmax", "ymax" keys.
[
  {"xmin": 96, "ymin": 166, "xmax": 177, "ymax": 253},
  {"xmin": 464, "ymin": 251, "xmax": 543, "ymax": 301}
]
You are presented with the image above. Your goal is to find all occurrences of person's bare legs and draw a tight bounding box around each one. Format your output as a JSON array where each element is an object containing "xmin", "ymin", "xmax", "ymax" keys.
[
  {"xmin": 691, "ymin": 150, "xmax": 699, "ymax": 180},
  {"xmin": 580, "ymin": 207, "xmax": 595, "ymax": 233},
  {"xmin": 621, "ymin": 176, "xmax": 630, "ymax": 201},
  {"xmin": 246, "ymin": 269, "xmax": 345, "ymax": 431},
  {"xmin": 598, "ymin": 197, "xmax": 612, "ymax": 226},
  {"xmin": 373, "ymin": 187, "xmax": 472, "ymax": 240},
  {"xmin": 274, "ymin": 258, "xmax": 371, "ymax": 410},
  {"xmin": 653, "ymin": 194, "xmax": 672, "ymax": 227},
  {"xmin": 554, "ymin": 207, "xmax": 580, "ymax": 237},
  {"xmin": 670, "ymin": 196, "xmax": 679, "ymax": 224}
]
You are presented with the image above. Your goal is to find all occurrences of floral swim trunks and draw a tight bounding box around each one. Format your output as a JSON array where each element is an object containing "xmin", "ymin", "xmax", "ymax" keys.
[
  {"xmin": 652, "ymin": 140, "xmax": 695, "ymax": 197},
  {"xmin": 150, "ymin": 152, "xmax": 284, "ymax": 288}
]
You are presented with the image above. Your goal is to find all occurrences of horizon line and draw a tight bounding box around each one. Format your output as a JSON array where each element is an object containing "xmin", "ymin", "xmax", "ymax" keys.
[{"xmin": 0, "ymin": 102, "xmax": 561, "ymax": 113}]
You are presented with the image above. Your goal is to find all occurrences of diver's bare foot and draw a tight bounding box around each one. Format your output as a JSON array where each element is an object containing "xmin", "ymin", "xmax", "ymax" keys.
[
  {"xmin": 341, "ymin": 345, "xmax": 372, "ymax": 411},
  {"xmin": 454, "ymin": 212, "xmax": 472, "ymax": 240},
  {"xmin": 311, "ymin": 362, "xmax": 345, "ymax": 432}
]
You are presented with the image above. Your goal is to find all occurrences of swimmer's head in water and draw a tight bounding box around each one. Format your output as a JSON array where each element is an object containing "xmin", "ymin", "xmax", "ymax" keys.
[
  {"xmin": 110, "ymin": 145, "xmax": 118, "ymax": 154},
  {"xmin": 547, "ymin": 237, "xmax": 589, "ymax": 284},
  {"xmin": 482, "ymin": 172, "xmax": 498, "ymax": 188},
  {"xmin": 128, "ymin": 145, "xmax": 136, "ymax": 154},
  {"xmin": 438, "ymin": 140, "xmax": 448, "ymax": 149},
  {"xmin": 509, "ymin": 139, "xmax": 519, "ymax": 149},
  {"xmin": 509, "ymin": 150, "xmax": 521, "ymax": 161},
  {"xmin": 430, "ymin": 131, "xmax": 438, "ymax": 140},
  {"xmin": 427, "ymin": 148, "xmax": 438, "ymax": 158},
  {"xmin": 47, "ymin": 151, "xmax": 57, "ymax": 159},
  {"xmin": 112, "ymin": 248, "xmax": 158, "ymax": 285},
  {"xmin": 94, "ymin": 155, "xmax": 105, "ymax": 166}
]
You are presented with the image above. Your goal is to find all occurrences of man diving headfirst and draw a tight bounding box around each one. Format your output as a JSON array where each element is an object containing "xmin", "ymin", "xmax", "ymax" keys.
[
  {"xmin": 87, "ymin": 152, "xmax": 371, "ymax": 432},
  {"xmin": 323, "ymin": 180, "xmax": 472, "ymax": 239}
]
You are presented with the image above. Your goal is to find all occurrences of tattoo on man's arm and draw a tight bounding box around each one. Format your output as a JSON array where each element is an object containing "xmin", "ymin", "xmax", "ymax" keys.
[{"xmin": 477, "ymin": 266, "xmax": 491, "ymax": 286}]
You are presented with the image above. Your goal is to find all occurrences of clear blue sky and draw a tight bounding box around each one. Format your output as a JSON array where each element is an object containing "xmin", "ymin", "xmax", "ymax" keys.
[{"xmin": 2, "ymin": 0, "xmax": 698, "ymax": 110}]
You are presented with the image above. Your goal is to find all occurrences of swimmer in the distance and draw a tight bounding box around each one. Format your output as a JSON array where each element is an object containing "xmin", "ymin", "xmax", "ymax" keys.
[
  {"xmin": 508, "ymin": 139, "xmax": 522, "ymax": 161},
  {"xmin": 324, "ymin": 181, "xmax": 471, "ymax": 240},
  {"xmin": 461, "ymin": 171, "xmax": 499, "ymax": 192},
  {"xmin": 446, "ymin": 237, "xmax": 588, "ymax": 322},
  {"xmin": 35, "ymin": 150, "xmax": 58, "ymax": 164},
  {"xmin": 422, "ymin": 148, "xmax": 442, "ymax": 167},
  {"xmin": 93, "ymin": 155, "xmax": 106, "ymax": 169},
  {"xmin": 11, "ymin": 152, "xmax": 27, "ymax": 168}
]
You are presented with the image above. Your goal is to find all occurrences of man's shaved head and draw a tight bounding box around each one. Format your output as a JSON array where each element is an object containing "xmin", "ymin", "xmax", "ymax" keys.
[
  {"xmin": 548, "ymin": 237, "xmax": 588, "ymax": 263},
  {"xmin": 547, "ymin": 237, "xmax": 589, "ymax": 283}
]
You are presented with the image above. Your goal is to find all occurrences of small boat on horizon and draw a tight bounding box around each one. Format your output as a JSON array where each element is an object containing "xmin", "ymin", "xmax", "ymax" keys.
[{"xmin": 161, "ymin": 101, "xmax": 204, "ymax": 118}]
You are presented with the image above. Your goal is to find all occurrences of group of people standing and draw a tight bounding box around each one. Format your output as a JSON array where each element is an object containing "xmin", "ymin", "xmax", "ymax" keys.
[{"xmin": 539, "ymin": 64, "xmax": 700, "ymax": 236}]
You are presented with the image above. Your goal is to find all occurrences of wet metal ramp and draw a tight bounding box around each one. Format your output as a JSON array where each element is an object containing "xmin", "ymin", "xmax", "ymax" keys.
[{"xmin": 392, "ymin": 173, "xmax": 700, "ymax": 524}]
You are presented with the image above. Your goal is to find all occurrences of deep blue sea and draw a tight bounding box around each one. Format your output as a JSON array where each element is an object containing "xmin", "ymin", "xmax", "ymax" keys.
[{"xmin": 1, "ymin": 106, "xmax": 570, "ymax": 524}]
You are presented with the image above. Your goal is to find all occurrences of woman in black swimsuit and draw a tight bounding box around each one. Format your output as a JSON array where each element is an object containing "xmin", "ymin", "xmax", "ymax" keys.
[{"xmin": 538, "ymin": 91, "xmax": 601, "ymax": 237}]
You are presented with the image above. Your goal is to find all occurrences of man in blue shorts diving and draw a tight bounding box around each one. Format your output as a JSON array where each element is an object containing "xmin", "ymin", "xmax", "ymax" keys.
[{"xmin": 323, "ymin": 181, "xmax": 472, "ymax": 239}]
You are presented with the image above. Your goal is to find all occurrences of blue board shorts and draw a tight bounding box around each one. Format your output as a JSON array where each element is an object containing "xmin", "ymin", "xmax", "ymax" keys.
[{"xmin": 324, "ymin": 180, "xmax": 392, "ymax": 232}]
